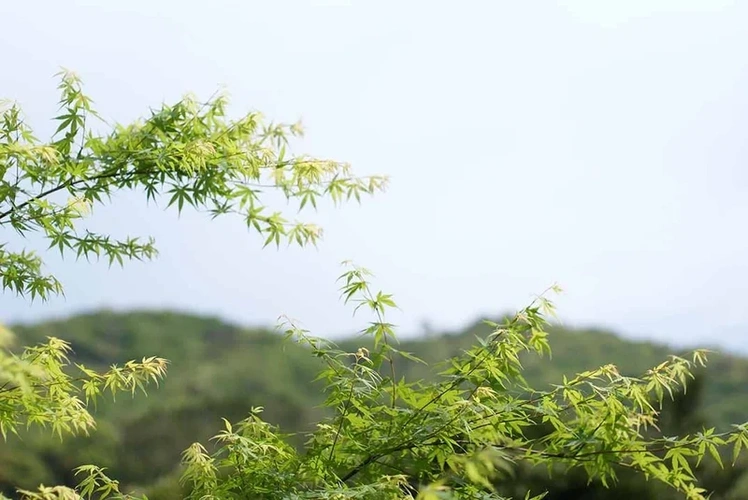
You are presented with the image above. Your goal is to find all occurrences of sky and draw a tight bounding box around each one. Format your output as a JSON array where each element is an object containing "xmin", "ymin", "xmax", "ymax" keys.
[{"xmin": 1, "ymin": 1, "xmax": 747, "ymax": 352}]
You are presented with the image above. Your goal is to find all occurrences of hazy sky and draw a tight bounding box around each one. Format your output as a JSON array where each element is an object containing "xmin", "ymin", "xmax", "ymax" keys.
[{"xmin": 1, "ymin": 1, "xmax": 747, "ymax": 351}]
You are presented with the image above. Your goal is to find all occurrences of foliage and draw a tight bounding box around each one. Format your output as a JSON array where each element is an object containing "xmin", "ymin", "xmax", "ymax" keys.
[
  {"xmin": 2, "ymin": 310, "xmax": 748, "ymax": 498},
  {"xmin": 2, "ymin": 71, "xmax": 748, "ymax": 500},
  {"xmin": 487, "ymin": 373, "xmax": 747, "ymax": 500},
  {"xmin": 0, "ymin": 71, "xmax": 383, "ymax": 499},
  {"xmin": 0, "ymin": 333, "xmax": 166, "ymax": 451},
  {"xmin": 0, "ymin": 69, "xmax": 387, "ymax": 298},
  {"xmin": 0, "ymin": 311, "xmax": 328, "ymax": 495},
  {"xmin": 175, "ymin": 266, "xmax": 748, "ymax": 499},
  {"xmin": 395, "ymin": 322, "xmax": 748, "ymax": 434}
]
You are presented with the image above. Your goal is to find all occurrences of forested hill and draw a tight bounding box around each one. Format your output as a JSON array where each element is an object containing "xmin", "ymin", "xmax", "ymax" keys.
[{"xmin": 3, "ymin": 310, "xmax": 748, "ymax": 498}]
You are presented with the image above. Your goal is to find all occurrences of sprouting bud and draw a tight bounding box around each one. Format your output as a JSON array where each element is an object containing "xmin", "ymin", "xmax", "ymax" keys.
[{"xmin": 355, "ymin": 347, "xmax": 370, "ymax": 361}]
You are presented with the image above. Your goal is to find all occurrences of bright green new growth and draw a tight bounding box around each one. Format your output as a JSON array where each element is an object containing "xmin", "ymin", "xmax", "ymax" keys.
[
  {"xmin": 0, "ymin": 69, "xmax": 387, "ymax": 298},
  {"xmin": 2, "ymin": 72, "xmax": 747, "ymax": 500},
  {"xmin": 179, "ymin": 267, "xmax": 748, "ymax": 500}
]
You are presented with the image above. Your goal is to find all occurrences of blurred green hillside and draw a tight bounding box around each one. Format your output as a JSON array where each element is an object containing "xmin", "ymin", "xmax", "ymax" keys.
[{"xmin": 2, "ymin": 311, "xmax": 747, "ymax": 497}]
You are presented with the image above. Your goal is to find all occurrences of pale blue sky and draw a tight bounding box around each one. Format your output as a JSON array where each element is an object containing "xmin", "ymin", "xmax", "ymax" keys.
[{"xmin": 1, "ymin": 1, "xmax": 747, "ymax": 351}]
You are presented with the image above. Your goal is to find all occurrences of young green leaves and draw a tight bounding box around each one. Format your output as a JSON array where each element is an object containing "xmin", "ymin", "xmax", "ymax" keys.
[
  {"xmin": 0, "ymin": 336, "xmax": 167, "ymax": 441},
  {"xmin": 0, "ymin": 72, "xmax": 388, "ymax": 300},
  {"xmin": 181, "ymin": 267, "xmax": 748, "ymax": 500}
]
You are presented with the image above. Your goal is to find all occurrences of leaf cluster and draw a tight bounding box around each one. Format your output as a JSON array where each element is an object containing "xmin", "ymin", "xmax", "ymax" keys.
[
  {"xmin": 0, "ymin": 335, "xmax": 167, "ymax": 442},
  {"xmin": 0, "ymin": 70, "xmax": 387, "ymax": 298},
  {"xmin": 177, "ymin": 267, "xmax": 748, "ymax": 500}
]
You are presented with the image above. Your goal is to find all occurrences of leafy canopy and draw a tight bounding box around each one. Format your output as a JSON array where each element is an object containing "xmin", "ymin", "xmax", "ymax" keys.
[
  {"xmin": 180, "ymin": 267, "xmax": 748, "ymax": 500},
  {"xmin": 2, "ymin": 72, "xmax": 748, "ymax": 500},
  {"xmin": 0, "ymin": 69, "xmax": 387, "ymax": 298}
]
